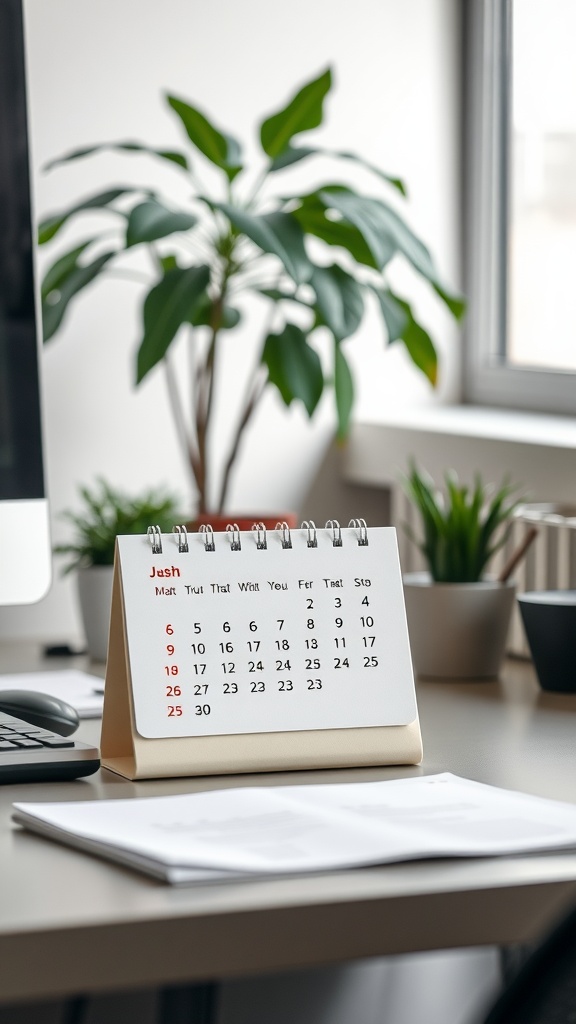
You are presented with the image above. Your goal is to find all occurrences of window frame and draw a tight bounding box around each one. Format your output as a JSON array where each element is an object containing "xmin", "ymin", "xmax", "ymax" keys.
[{"xmin": 463, "ymin": 0, "xmax": 576, "ymax": 414}]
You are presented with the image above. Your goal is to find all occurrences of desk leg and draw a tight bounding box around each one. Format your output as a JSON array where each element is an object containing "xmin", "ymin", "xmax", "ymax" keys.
[{"xmin": 158, "ymin": 982, "xmax": 219, "ymax": 1024}]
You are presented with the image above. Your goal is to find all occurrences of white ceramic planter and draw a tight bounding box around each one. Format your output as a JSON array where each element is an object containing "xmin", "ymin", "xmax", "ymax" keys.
[
  {"xmin": 403, "ymin": 572, "xmax": 516, "ymax": 679},
  {"xmin": 76, "ymin": 565, "xmax": 115, "ymax": 664}
]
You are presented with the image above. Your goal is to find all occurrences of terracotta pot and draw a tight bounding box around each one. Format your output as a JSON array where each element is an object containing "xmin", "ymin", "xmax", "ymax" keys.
[{"xmin": 189, "ymin": 513, "xmax": 298, "ymax": 532}]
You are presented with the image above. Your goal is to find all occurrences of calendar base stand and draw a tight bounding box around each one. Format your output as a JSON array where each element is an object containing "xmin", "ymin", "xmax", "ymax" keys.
[{"xmin": 101, "ymin": 562, "xmax": 423, "ymax": 781}]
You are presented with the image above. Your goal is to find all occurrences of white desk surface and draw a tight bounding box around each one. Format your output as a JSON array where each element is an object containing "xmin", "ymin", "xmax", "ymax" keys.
[{"xmin": 1, "ymin": 643, "xmax": 576, "ymax": 1004}]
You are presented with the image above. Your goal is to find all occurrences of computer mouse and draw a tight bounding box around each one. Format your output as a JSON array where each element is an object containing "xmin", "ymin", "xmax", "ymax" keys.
[{"xmin": 0, "ymin": 690, "xmax": 80, "ymax": 736}]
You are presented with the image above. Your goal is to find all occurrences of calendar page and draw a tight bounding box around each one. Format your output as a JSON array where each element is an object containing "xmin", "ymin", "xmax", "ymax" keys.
[{"xmin": 117, "ymin": 525, "xmax": 417, "ymax": 740}]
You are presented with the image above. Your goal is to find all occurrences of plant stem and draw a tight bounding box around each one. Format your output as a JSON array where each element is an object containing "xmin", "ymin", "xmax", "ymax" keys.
[
  {"xmin": 217, "ymin": 370, "xmax": 267, "ymax": 513},
  {"xmin": 217, "ymin": 292, "xmax": 279, "ymax": 513},
  {"xmin": 195, "ymin": 286, "xmax": 227, "ymax": 512},
  {"xmin": 195, "ymin": 359, "xmax": 210, "ymax": 513},
  {"xmin": 163, "ymin": 355, "xmax": 201, "ymax": 503},
  {"xmin": 196, "ymin": 321, "xmax": 220, "ymax": 512}
]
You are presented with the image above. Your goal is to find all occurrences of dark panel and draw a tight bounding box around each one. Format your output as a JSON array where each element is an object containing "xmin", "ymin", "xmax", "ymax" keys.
[{"xmin": 0, "ymin": 0, "xmax": 44, "ymax": 499}]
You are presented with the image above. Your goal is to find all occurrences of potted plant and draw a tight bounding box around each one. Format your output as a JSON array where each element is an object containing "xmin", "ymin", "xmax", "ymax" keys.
[
  {"xmin": 38, "ymin": 67, "xmax": 464, "ymax": 523},
  {"xmin": 401, "ymin": 463, "xmax": 522, "ymax": 679},
  {"xmin": 55, "ymin": 479, "xmax": 180, "ymax": 662}
]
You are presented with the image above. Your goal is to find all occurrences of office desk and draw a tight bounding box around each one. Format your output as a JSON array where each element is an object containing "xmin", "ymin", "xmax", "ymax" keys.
[{"xmin": 1, "ymin": 647, "xmax": 576, "ymax": 1004}]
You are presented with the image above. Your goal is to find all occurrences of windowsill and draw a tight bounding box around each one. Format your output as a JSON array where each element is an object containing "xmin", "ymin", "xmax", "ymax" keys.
[
  {"xmin": 344, "ymin": 404, "xmax": 576, "ymax": 503},
  {"xmin": 355, "ymin": 404, "xmax": 576, "ymax": 449}
]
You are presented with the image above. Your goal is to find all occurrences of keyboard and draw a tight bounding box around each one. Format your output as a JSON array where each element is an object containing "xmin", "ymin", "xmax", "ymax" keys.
[{"xmin": 0, "ymin": 711, "xmax": 100, "ymax": 783}]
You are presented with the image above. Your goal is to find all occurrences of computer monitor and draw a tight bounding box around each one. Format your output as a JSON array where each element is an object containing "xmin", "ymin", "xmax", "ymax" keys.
[{"xmin": 0, "ymin": 0, "xmax": 51, "ymax": 605}]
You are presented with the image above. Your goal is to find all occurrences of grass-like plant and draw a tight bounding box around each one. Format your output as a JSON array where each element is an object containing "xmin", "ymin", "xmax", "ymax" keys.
[
  {"xmin": 38, "ymin": 66, "xmax": 464, "ymax": 515},
  {"xmin": 403, "ymin": 463, "xmax": 522, "ymax": 583},
  {"xmin": 54, "ymin": 479, "xmax": 181, "ymax": 573}
]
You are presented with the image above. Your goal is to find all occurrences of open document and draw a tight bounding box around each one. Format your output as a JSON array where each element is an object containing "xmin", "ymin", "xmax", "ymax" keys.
[{"xmin": 12, "ymin": 773, "xmax": 576, "ymax": 885}]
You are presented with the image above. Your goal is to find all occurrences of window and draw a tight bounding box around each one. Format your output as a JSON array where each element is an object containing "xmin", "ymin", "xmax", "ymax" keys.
[{"xmin": 464, "ymin": 0, "xmax": 576, "ymax": 413}]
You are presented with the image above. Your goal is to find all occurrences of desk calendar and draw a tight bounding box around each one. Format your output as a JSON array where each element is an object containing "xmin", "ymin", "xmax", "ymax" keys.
[{"xmin": 101, "ymin": 521, "xmax": 422, "ymax": 779}]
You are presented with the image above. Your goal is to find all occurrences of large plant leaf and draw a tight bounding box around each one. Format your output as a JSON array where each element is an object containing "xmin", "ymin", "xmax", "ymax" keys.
[
  {"xmin": 41, "ymin": 242, "xmax": 91, "ymax": 298},
  {"xmin": 38, "ymin": 188, "xmax": 134, "ymax": 245},
  {"xmin": 44, "ymin": 141, "xmax": 189, "ymax": 172},
  {"xmin": 370, "ymin": 286, "xmax": 408, "ymax": 342},
  {"xmin": 317, "ymin": 189, "xmax": 397, "ymax": 270},
  {"xmin": 432, "ymin": 282, "xmax": 466, "ymax": 320},
  {"xmin": 332, "ymin": 151, "xmax": 406, "ymax": 194},
  {"xmin": 261, "ymin": 323, "xmax": 323, "ymax": 416},
  {"xmin": 260, "ymin": 68, "xmax": 331, "ymax": 159},
  {"xmin": 41, "ymin": 246, "xmax": 116, "ymax": 341},
  {"xmin": 136, "ymin": 265, "xmax": 211, "ymax": 383},
  {"xmin": 389, "ymin": 294, "xmax": 438, "ymax": 386},
  {"xmin": 222, "ymin": 132, "xmax": 242, "ymax": 172},
  {"xmin": 166, "ymin": 95, "xmax": 242, "ymax": 181},
  {"xmin": 366, "ymin": 200, "xmax": 463, "ymax": 314},
  {"xmin": 269, "ymin": 146, "xmax": 317, "ymax": 172},
  {"xmin": 270, "ymin": 145, "xmax": 406, "ymax": 195},
  {"xmin": 256, "ymin": 286, "xmax": 299, "ymax": 302},
  {"xmin": 321, "ymin": 189, "xmax": 433, "ymax": 275},
  {"xmin": 401, "ymin": 319, "xmax": 437, "ymax": 388},
  {"xmin": 217, "ymin": 205, "xmax": 313, "ymax": 284},
  {"xmin": 322, "ymin": 189, "xmax": 465, "ymax": 315},
  {"xmin": 311, "ymin": 264, "xmax": 364, "ymax": 340},
  {"xmin": 334, "ymin": 342, "xmax": 354, "ymax": 441},
  {"xmin": 292, "ymin": 196, "xmax": 377, "ymax": 268},
  {"xmin": 126, "ymin": 200, "xmax": 197, "ymax": 247}
]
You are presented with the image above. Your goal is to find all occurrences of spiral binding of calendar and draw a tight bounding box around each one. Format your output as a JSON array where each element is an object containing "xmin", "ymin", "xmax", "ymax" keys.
[{"xmin": 146, "ymin": 519, "xmax": 369, "ymax": 554}]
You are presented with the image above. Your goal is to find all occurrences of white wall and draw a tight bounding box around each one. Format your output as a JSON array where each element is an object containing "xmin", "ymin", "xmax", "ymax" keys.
[{"xmin": 3, "ymin": 0, "xmax": 461, "ymax": 642}]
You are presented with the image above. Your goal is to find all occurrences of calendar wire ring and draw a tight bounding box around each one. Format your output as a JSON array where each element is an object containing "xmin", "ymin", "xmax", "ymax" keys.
[
  {"xmin": 199, "ymin": 524, "xmax": 215, "ymax": 552},
  {"xmin": 226, "ymin": 523, "xmax": 241, "ymax": 551},
  {"xmin": 326, "ymin": 519, "xmax": 343, "ymax": 547},
  {"xmin": 275, "ymin": 521, "xmax": 292, "ymax": 549},
  {"xmin": 348, "ymin": 518, "xmax": 369, "ymax": 546},
  {"xmin": 147, "ymin": 525, "xmax": 162, "ymax": 554},
  {"xmin": 251, "ymin": 522, "xmax": 267, "ymax": 550},
  {"xmin": 172, "ymin": 525, "xmax": 189, "ymax": 553},
  {"xmin": 301, "ymin": 520, "xmax": 318, "ymax": 548}
]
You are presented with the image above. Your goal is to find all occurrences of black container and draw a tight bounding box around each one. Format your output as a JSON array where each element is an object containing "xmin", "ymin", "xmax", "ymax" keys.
[{"xmin": 517, "ymin": 591, "xmax": 576, "ymax": 693}]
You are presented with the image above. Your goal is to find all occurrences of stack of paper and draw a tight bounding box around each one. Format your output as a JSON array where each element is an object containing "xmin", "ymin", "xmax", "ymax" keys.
[
  {"xmin": 0, "ymin": 671, "xmax": 104, "ymax": 718},
  {"xmin": 12, "ymin": 773, "xmax": 576, "ymax": 885}
]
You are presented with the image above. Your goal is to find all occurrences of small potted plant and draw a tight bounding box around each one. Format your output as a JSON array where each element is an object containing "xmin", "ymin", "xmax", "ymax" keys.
[
  {"xmin": 401, "ymin": 463, "xmax": 522, "ymax": 679},
  {"xmin": 38, "ymin": 67, "xmax": 464, "ymax": 523},
  {"xmin": 55, "ymin": 479, "xmax": 180, "ymax": 662}
]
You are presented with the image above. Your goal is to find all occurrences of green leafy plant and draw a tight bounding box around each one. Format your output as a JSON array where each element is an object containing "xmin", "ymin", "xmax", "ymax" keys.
[
  {"xmin": 39, "ymin": 67, "xmax": 464, "ymax": 515},
  {"xmin": 402, "ymin": 463, "xmax": 522, "ymax": 583},
  {"xmin": 54, "ymin": 479, "xmax": 180, "ymax": 573}
]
